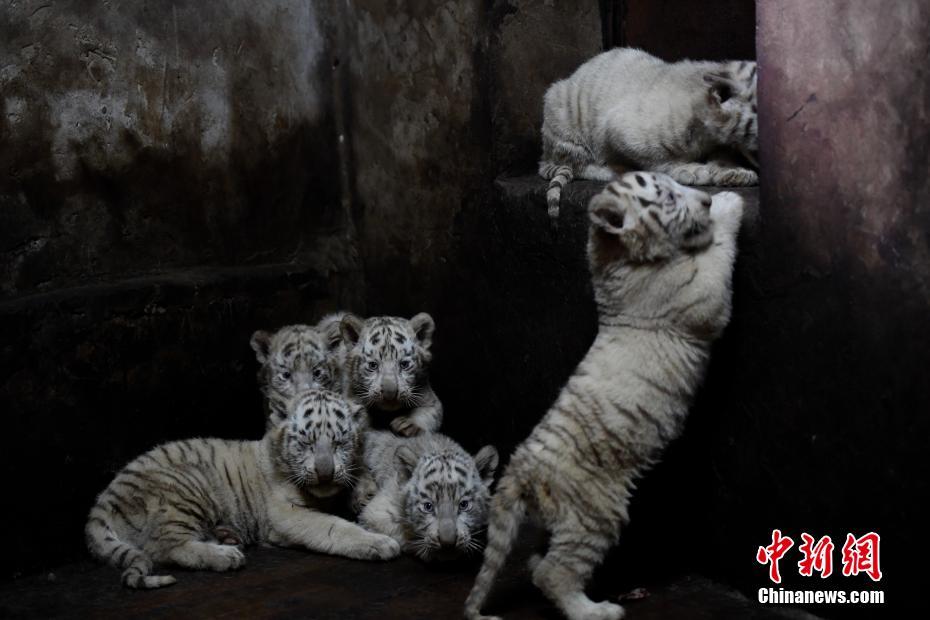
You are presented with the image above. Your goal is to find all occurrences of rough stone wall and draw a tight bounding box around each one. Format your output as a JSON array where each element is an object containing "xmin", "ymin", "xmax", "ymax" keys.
[
  {"xmin": 621, "ymin": 0, "xmax": 756, "ymax": 61},
  {"xmin": 696, "ymin": 1, "xmax": 928, "ymax": 613},
  {"xmin": 337, "ymin": 1, "xmax": 603, "ymax": 457},
  {"xmin": 0, "ymin": 0, "xmax": 361, "ymax": 578},
  {"xmin": 340, "ymin": 0, "xmax": 489, "ymax": 314},
  {"xmin": 0, "ymin": 0, "xmax": 352, "ymax": 296},
  {"xmin": 490, "ymin": 0, "xmax": 602, "ymax": 173}
]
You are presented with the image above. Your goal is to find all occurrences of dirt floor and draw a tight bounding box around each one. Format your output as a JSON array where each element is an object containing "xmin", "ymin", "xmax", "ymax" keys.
[{"xmin": 0, "ymin": 544, "xmax": 817, "ymax": 619}]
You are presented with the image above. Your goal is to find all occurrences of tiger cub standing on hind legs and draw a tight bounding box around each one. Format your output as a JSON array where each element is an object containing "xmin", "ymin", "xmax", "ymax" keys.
[
  {"xmin": 465, "ymin": 172, "xmax": 745, "ymax": 620},
  {"xmin": 540, "ymin": 47, "xmax": 758, "ymax": 220},
  {"xmin": 86, "ymin": 389, "xmax": 400, "ymax": 589}
]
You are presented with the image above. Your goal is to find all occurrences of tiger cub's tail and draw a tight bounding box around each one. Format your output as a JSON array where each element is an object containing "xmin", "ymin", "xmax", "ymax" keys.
[
  {"xmin": 463, "ymin": 474, "xmax": 527, "ymax": 619},
  {"xmin": 86, "ymin": 504, "xmax": 177, "ymax": 589},
  {"xmin": 539, "ymin": 162, "xmax": 574, "ymax": 222}
]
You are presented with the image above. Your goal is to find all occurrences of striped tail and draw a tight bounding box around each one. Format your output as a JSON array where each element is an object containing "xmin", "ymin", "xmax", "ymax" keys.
[
  {"xmin": 541, "ymin": 163, "xmax": 573, "ymax": 222},
  {"xmin": 464, "ymin": 475, "xmax": 527, "ymax": 620},
  {"xmin": 86, "ymin": 505, "xmax": 177, "ymax": 589}
]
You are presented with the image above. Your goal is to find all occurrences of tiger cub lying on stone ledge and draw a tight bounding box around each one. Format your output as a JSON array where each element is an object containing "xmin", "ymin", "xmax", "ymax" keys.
[
  {"xmin": 86, "ymin": 390, "xmax": 399, "ymax": 589},
  {"xmin": 354, "ymin": 430, "xmax": 498, "ymax": 561},
  {"xmin": 540, "ymin": 47, "xmax": 758, "ymax": 219}
]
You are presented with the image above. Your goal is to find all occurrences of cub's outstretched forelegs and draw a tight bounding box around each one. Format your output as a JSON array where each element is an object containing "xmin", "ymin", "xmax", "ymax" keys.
[
  {"xmin": 267, "ymin": 501, "xmax": 401, "ymax": 561},
  {"xmin": 389, "ymin": 400, "xmax": 442, "ymax": 437},
  {"xmin": 654, "ymin": 161, "xmax": 757, "ymax": 187}
]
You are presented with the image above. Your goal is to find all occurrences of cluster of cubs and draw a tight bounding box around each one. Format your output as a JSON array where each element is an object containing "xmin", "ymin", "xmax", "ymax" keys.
[{"xmin": 251, "ymin": 311, "xmax": 498, "ymax": 560}]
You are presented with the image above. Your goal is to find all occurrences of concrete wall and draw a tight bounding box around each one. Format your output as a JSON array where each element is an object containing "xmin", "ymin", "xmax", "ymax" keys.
[
  {"xmin": 700, "ymin": 1, "xmax": 928, "ymax": 613},
  {"xmin": 0, "ymin": 0, "xmax": 362, "ymax": 578},
  {"xmin": 1, "ymin": 0, "xmax": 352, "ymax": 295},
  {"xmin": 620, "ymin": 0, "xmax": 756, "ymax": 61},
  {"xmin": 340, "ymin": 0, "xmax": 601, "ymax": 313}
]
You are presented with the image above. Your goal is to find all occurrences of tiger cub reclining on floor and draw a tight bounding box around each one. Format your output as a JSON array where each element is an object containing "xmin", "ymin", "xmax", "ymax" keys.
[
  {"xmin": 86, "ymin": 390, "xmax": 400, "ymax": 589},
  {"xmin": 540, "ymin": 47, "xmax": 757, "ymax": 219},
  {"xmin": 466, "ymin": 172, "xmax": 745, "ymax": 620},
  {"xmin": 332, "ymin": 312, "xmax": 443, "ymax": 437},
  {"xmin": 203, "ymin": 324, "xmax": 350, "ymax": 547},
  {"xmin": 353, "ymin": 430, "xmax": 498, "ymax": 561}
]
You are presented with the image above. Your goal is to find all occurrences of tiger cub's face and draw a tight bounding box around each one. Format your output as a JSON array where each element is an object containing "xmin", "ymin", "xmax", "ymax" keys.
[
  {"xmin": 705, "ymin": 60, "xmax": 758, "ymax": 161},
  {"xmin": 340, "ymin": 314, "xmax": 434, "ymax": 412},
  {"xmin": 270, "ymin": 389, "xmax": 364, "ymax": 498},
  {"xmin": 396, "ymin": 445, "xmax": 498, "ymax": 561},
  {"xmin": 589, "ymin": 171, "xmax": 715, "ymax": 264},
  {"xmin": 251, "ymin": 325, "xmax": 343, "ymax": 400}
]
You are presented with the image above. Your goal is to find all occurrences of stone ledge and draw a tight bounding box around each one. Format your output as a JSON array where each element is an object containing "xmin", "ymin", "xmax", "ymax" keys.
[{"xmin": 494, "ymin": 174, "xmax": 760, "ymax": 238}]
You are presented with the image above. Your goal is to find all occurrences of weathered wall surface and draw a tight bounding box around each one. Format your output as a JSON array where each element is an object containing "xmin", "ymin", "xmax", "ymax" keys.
[
  {"xmin": 696, "ymin": 1, "xmax": 928, "ymax": 613},
  {"xmin": 341, "ymin": 0, "xmax": 602, "ymax": 315},
  {"xmin": 0, "ymin": 0, "xmax": 361, "ymax": 578},
  {"xmin": 341, "ymin": 0, "xmax": 489, "ymax": 314},
  {"xmin": 0, "ymin": 0, "xmax": 351, "ymax": 296},
  {"xmin": 621, "ymin": 0, "xmax": 756, "ymax": 62}
]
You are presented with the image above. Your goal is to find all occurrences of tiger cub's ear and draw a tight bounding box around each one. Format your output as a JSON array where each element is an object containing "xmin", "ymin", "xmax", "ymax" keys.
[
  {"xmin": 409, "ymin": 313, "xmax": 435, "ymax": 350},
  {"xmin": 350, "ymin": 401, "xmax": 367, "ymax": 425},
  {"xmin": 266, "ymin": 392, "xmax": 291, "ymax": 426},
  {"xmin": 340, "ymin": 314, "xmax": 365, "ymax": 347},
  {"xmin": 589, "ymin": 191, "xmax": 646, "ymax": 257},
  {"xmin": 395, "ymin": 446, "xmax": 420, "ymax": 483},
  {"xmin": 320, "ymin": 316, "xmax": 345, "ymax": 353},
  {"xmin": 251, "ymin": 330, "xmax": 272, "ymax": 364},
  {"xmin": 474, "ymin": 446, "xmax": 499, "ymax": 487},
  {"xmin": 704, "ymin": 71, "xmax": 737, "ymax": 105}
]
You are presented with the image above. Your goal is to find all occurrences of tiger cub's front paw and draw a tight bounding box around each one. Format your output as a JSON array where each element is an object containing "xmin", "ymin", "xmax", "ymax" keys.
[
  {"xmin": 710, "ymin": 191, "xmax": 744, "ymax": 219},
  {"xmin": 390, "ymin": 416, "xmax": 422, "ymax": 437},
  {"xmin": 351, "ymin": 478, "xmax": 379, "ymax": 513},
  {"xmin": 715, "ymin": 167, "xmax": 757, "ymax": 186},
  {"xmin": 362, "ymin": 533, "xmax": 402, "ymax": 560}
]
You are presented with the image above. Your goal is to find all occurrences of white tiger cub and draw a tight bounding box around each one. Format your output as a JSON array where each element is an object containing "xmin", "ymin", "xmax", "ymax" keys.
[
  {"xmin": 354, "ymin": 431, "xmax": 498, "ymax": 561},
  {"xmin": 86, "ymin": 390, "xmax": 400, "ymax": 589},
  {"xmin": 541, "ymin": 47, "xmax": 757, "ymax": 219},
  {"xmin": 339, "ymin": 314, "xmax": 443, "ymax": 437},
  {"xmin": 250, "ymin": 324, "xmax": 345, "ymax": 411},
  {"xmin": 465, "ymin": 172, "xmax": 744, "ymax": 620},
  {"xmin": 207, "ymin": 325, "xmax": 349, "ymax": 547}
]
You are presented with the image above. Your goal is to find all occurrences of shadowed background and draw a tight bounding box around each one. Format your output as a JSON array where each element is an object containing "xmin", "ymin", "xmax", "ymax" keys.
[{"xmin": 2, "ymin": 1, "xmax": 925, "ymax": 617}]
